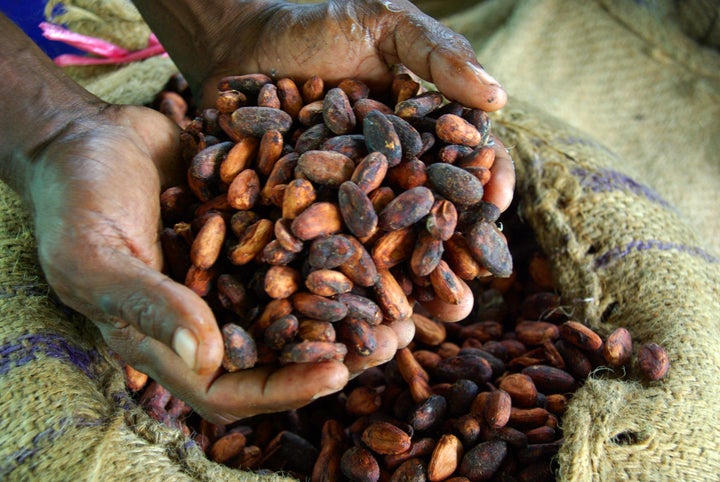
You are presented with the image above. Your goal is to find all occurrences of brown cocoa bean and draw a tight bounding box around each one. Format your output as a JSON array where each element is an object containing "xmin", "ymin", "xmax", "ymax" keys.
[
  {"xmin": 372, "ymin": 227, "xmax": 416, "ymax": 270},
  {"xmin": 323, "ymin": 87, "xmax": 356, "ymax": 135},
  {"xmin": 354, "ymin": 98, "xmax": 394, "ymax": 123},
  {"xmin": 362, "ymin": 421, "xmax": 412, "ymax": 455},
  {"xmin": 295, "ymin": 123, "xmax": 334, "ymax": 153},
  {"xmin": 322, "ymin": 134, "xmax": 369, "ymax": 163},
  {"xmin": 257, "ymin": 82, "xmax": 281, "ymax": 109},
  {"xmin": 308, "ymin": 234, "xmax": 358, "ymax": 269},
  {"xmin": 277, "ymin": 77, "xmax": 303, "ymax": 120},
  {"xmin": 363, "ymin": 110, "xmax": 402, "ymax": 167},
  {"xmin": 427, "ymin": 434, "xmax": 463, "ymax": 482},
  {"xmin": 340, "ymin": 446, "xmax": 380, "ymax": 482},
  {"xmin": 498, "ymin": 373, "xmax": 537, "ymax": 408},
  {"xmin": 292, "ymin": 292, "xmax": 348, "ymax": 322},
  {"xmin": 465, "ymin": 221, "xmax": 513, "ymax": 278},
  {"xmin": 188, "ymin": 141, "xmax": 233, "ymax": 201},
  {"xmin": 339, "ymin": 235, "xmax": 380, "ymax": 287},
  {"xmin": 429, "ymin": 260, "xmax": 465, "ymax": 305},
  {"xmin": 261, "ymin": 152, "xmax": 298, "ymax": 205},
  {"xmin": 395, "ymin": 91, "xmax": 444, "ymax": 118},
  {"xmin": 227, "ymin": 168, "xmax": 260, "ymax": 210},
  {"xmin": 227, "ymin": 218, "xmax": 274, "ymax": 265},
  {"xmin": 222, "ymin": 323, "xmax": 258, "ymax": 371},
  {"xmin": 387, "ymin": 114, "xmax": 423, "ymax": 162},
  {"xmin": 337, "ymin": 293, "xmax": 383, "ymax": 326},
  {"xmin": 279, "ymin": 341, "xmax": 348, "ymax": 365},
  {"xmin": 298, "ymin": 99, "xmax": 325, "ymax": 127},
  {"xmin": 189, "ymin": 211, "xmax": 226, "ymax": 269},
  {"xmin": 345, "ymin": 386, "xmax": 382, "ymax": 416},
  {"xmin": 184, "ymin": 265, "xmax": 216, "ymax": 296},
  {"xmin": 264, "ymin": 314, "xmax": 299, "ymax": 350},
  {"xmin": 218, "ymin": 73, "xmax": 272, "ymax": 95},
  {"xmin": 302, "ymin": 75, "xmax": 325, "ymax": 103},
  {"xmin": 297, "ymin": 150, "xmax": 355, "ymax": 186},
  {"xmin": 229, "ymin": 106, "xmax": 293, "ymax": 137},
  {"xmin": 298, "ymin": 319, "xmax": 336, "ymax": 343},
  {"xmin": 264, "ymin": 265, "xmax": 302, "ymax": 299},
  {"xmin": 282, "ymin": 178, "xmax": 317, "ymax": 220},
  {"xmin": 484, "ymin": 389, "xmax": 512, "ymax": 430},
  {"xmin": 378, "ymin": 186, "xmax": 434, "ymax": 231},
  {"xmin": 391, "ymin": 73, "xmax": 421, "ymax": 104},
  {"xmin": 411, "ymin": 312, "xmax": 447, "ymax": 347},
  {"xmin": 220, "ymin": 136, "xmax": 260, "ymax": 184},
  {"xmin": 427, "ymin": 163, "xmax": 484, "ymax": 207},
  {"xmin": 291, "ymin": 202, "xmax": 343, "ymax": 241},
  {"xmin": 374, "ymin": 269, "xmax": 413, "ymax": 322},
  {"xmin": 435, "ymin": 114, "xmax": 482, "ymax": 147},
  {"xmin": 209, "ymin": 431, "xmax": 247, "ymax": 464},
  {"xmin": 338, "ymin": 181, "xmax": 379, "ymax": 239},
  {"xmin": 559, "ymin": 320, "xmax": 604, "ymax": 352},
  {"xmin": 603, "ymin": 327, "xmax": 633, "ymax": 367},
  {"xmin": 305, "ymin": 269, "xmax": 353, "ymax": 297},
  {"xmin": 638, "ymin": 343, "xmax": 670, "ymax": 380}
]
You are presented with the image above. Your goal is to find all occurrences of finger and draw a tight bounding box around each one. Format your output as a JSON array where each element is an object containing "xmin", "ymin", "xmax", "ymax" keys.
[
  {"xmin": 206, "ymin": 362, "xmax": 349, "ymax": 424},
  {"xmin": 345, "ymin": 324, "xmax": 399, "ymax": 377},
  {"xmin": 386, "ymin": 317, "xmax": 415, "ymax": 349},
  {"xmin": 483, "ymin": 136, "xmax": 515, "ymax": 212},
  {"xmin": 419, "ymin": 277, "xmax": 474, "ymax": 322},
  {"xmin": 380, "ymin": 7, "xmax": 507, "ymax": 111},
  {"xmin": 93, "ymin": 255, "xmax": 224, "ymax": 375}
]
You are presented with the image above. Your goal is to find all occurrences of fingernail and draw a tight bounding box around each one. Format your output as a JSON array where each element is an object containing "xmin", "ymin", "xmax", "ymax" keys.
[
  {"xmin": 173, "ymin": 327, "xmax": 198, "ymax": 370},
  {"xmin": 312, "ymin": 385, "xmax": 342, "ymax": 400},
  {"xmin": 466, "ymin": 61, "xmax": 501, "ymax": 86}
]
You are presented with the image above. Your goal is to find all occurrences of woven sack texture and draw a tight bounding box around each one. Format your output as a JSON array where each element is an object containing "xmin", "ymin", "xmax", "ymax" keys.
[{"xmin": 431, "ymin": 0, "xmax": 720, "ymax": 257}]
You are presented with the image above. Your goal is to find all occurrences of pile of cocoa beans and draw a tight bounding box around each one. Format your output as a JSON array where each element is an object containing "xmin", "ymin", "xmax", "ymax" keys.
[
  {"xmin": 125, "ymin": 73, "xmax": 670, "ymax": 481},
  {"xmin": 159, "ymin": 70, "xmax": 511, "ymax": 371}
]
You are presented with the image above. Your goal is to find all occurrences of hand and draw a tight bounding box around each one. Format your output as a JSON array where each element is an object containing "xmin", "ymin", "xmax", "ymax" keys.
[
  {"xmin": 192, "ymin": 0, "xmax": 507, "ymax": 113},
  {"xmin": 28, "ymin": 104, "xmax": 348, "ymax": 423},
  {"xmin": 171, "ymin": 0, "xmax": 515, "ymax": 319}
]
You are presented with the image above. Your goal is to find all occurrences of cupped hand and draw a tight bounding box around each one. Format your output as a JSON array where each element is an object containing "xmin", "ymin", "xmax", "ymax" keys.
[
  {"xmin": 28, "ymin": 104, "xmax": 348, "ymax": 423},
  {"xmin": 191, "ymin": 0, "xmax": 507, "ymax": 113}
]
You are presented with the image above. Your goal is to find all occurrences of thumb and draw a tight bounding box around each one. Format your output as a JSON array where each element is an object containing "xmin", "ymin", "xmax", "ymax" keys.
[{"xmin": 94, "ymin": 256, "xmax": 224, "ymax": 375}]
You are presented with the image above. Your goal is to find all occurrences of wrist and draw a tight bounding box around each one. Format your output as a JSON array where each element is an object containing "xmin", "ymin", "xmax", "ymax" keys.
[{"xmin": 0, "ymin": 14, "xmax": 107, "ymax": 203}]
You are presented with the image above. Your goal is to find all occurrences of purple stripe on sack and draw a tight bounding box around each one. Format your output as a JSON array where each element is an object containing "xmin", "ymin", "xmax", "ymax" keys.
[
  {"xmin": 0, "ymin": 417, "xmax": 108, "ymax": 478},
  {"xmin": 571, "ymin": 167, "xmax": 672, "ymax": 209},
  {"xmin": 595, "ymin": 239, "xmax": 720, "ymax": 268},
  {"xmin": 0, "ymin": 333, "xmax": 101, "ymax": 378}
]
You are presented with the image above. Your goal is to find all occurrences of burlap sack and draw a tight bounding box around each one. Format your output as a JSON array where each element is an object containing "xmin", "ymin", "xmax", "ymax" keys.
[{"xmin": 2, "ymin": 0, "xmax": 719, "ymax": 481}]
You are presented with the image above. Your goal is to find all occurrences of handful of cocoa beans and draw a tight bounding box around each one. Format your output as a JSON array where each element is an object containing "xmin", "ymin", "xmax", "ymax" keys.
[{"xmin": 159, "ymin": 70, "xmax": 511, "ymax": 371}]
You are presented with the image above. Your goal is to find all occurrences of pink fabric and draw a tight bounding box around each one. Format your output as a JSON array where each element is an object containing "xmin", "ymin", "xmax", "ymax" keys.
[{"xmin": 39, "ymin": 22, "xmax": 167, "ymax": 66}]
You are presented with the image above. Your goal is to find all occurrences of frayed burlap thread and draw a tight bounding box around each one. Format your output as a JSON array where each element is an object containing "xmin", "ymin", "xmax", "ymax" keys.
[
  {"xmin": 493, "ymin": 99, "xmax": 720, "ymax": 481},
  {"xmin": 0, "ymin": 182, "xmax": 294, "ymax": 481}
]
